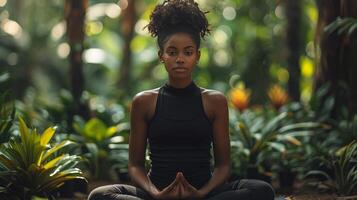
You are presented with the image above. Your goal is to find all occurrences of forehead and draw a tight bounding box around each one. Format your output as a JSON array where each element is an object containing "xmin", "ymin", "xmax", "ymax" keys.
[{"xmin": 163, "ymin": 32, "xmax": 197, "ymax": 49}]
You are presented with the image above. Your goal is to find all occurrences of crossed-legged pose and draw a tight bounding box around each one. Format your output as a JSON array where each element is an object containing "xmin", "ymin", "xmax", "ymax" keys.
[{"xmin": 88, "ymin": 0, "xmax": 275, "ymax": 199}]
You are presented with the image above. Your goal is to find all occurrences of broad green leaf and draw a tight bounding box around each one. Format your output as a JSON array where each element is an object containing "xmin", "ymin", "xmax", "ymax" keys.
[
  {"xmin": 106, "ymin": 126, "xmax": 118, "ymax": 138},
  {"xmin": 84, "ymin": 118, "xmax": 107, "ymax": 142}
]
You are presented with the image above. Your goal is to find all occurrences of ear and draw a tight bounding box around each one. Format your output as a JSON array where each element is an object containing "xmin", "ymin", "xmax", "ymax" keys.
[
  {"xmin": 158, "ymin": 50, "xmax": 163, "ymax": 61},
  {"xmin": 197, "ymin": 50, "xmax": 201, "ymax": 63}
]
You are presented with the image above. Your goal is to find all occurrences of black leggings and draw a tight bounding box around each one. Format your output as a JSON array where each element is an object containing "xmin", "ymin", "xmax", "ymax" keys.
[{"xmin": 88, "ymin": 179, "xmax": 275, "ymax": 200}]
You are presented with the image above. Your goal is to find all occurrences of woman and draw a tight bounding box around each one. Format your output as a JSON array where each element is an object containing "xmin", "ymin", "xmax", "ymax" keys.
[{"xmin": 88, "ymin": 0, "xmax": 275, "ymax": 199}]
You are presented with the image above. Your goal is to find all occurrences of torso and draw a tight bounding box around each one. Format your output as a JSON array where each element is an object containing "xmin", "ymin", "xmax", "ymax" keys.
[
  {"xmin": 141, "ymin": 82, "xmax": 218, "ymax": 190},
  {"xmin": 142, "ymin": 87, "xmax": 215, "ymax": 124}
]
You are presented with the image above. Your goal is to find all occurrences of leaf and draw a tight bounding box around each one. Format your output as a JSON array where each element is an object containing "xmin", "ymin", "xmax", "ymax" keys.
[
  {"xmin": 40, "ymin": 127, "xmax": 56, "ymax": 147},
  {"xmin": 348, "ymin": 22, "xmax": 357, "ymax": 35},
  {"xmin": 42, "ymin": 141, "xmax": 75, "ymax": 162},
  {"xmin": 84, "ymin": 118, "xmax": 107, "ymax": 142},
  {"xmin": 238, "ymin": 122, "xmax": 253, "ymax": 148},
  {"xmin": 278, "ymin": 122, "xmax": 321, "ymax": 134},
  {"xmin": 43, "ymin": 155, "xmax": 65, "ymax": 169},
  {"xmin": 0, "ymin": 154, "xmax": 17, "ymax": 170},
  {"xmin": 278, "ymin": 135, "xmax": 302, "ymax": 146},
  {"xmin": 262, "ymin": 112, "xmax": 288, "ymax": 134},
  {"xmin": 18, "ymin": 117, "xmax": 30, "ymax": 147},
  {"xmin": 267, "ymin": 142, "xmax": 286, "ymax": 152},
  {"xmin": 304, "ymin": 170, "xmax": 332, "ymax": 180}
]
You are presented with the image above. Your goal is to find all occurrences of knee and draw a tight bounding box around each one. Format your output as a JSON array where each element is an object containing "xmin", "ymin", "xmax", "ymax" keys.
[
  {"xmin": 253, "ymin": 180, "xmax": 275, "ymax": 200},
  {"xmin": 88, "ymin": 185, "xmax": 117, "ymax": 200},
  {"xmin": 87, "ymin": 186, "xmax": 105, "ymax": 200}
]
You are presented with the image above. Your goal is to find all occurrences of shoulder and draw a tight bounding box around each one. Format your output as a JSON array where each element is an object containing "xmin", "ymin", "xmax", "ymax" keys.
[
  {"xmin": 131, "ymin": 88, "xmax": 160, "ymax": 108},
  {"xmin": 200, "ymin": 88, "xmax": 227, "ymax": 106}
]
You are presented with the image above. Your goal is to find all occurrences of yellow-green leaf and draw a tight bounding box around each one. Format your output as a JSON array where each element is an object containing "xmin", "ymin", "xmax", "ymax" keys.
[
  {"xmin": 44, "ymin": 155, "xmax": 65, "ymax": 169},
  {"xmin": 42, "ymin": 141, "xmax": 74, "ymax": 162},
  {"xmin": 40, "ymin": 127, "xmax": 55, "ymax": 147},
  {"xmin": 285, "ymin": 135, "xmax": 302, "ymax": 146},
  {"xmin": 18, "ymin": 117, "xmax": 29, "ymax": 144}
]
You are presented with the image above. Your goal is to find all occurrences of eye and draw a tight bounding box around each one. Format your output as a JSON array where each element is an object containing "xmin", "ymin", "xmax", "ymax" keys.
[
  {"xmin": 184, "ymin": 51, "xmax": 193, "ymax": 56},
  {"xmin": 167, "ymin": 51, "xmax": 177, "ymax": 56}
]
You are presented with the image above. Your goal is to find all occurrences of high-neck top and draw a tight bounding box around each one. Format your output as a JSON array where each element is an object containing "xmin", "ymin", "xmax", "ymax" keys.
[{"xmin": 147, "ymin": 81, "xmax": 213, "ymax": 190}]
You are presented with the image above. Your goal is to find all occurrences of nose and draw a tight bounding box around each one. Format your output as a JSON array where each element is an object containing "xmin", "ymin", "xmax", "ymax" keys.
[{"xmin": 176, "ymin": 54, "xmax": 184, "ymax": 63}]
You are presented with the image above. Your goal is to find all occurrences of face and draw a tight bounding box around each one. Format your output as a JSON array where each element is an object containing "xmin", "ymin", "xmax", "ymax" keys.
[{"xmin": 159, "ymin": 32, "xmax": 200, "ymax": 79}]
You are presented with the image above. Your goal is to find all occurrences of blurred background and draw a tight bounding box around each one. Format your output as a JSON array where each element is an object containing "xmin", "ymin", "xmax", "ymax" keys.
[{"xmin": 0, "ymin": 0, "xmax": 357, "ymax": 199}]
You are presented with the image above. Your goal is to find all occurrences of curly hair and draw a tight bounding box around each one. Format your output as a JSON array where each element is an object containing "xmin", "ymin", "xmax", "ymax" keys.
[{"xmin": 146, "ymin": 0, "xmax": 210, "ymax": 49}]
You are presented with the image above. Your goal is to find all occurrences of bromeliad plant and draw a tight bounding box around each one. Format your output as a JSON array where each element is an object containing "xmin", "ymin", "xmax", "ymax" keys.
[
  {"xmin": 305, "ymin": 140, "xmax": 357, "ymax": 196},
  {"xmin": 0, "ymin": 118, "xmax": 85, "ymax": 199},
  {"xmin": 230, "ymin": 109, "xmax": 323, "ymax": 180}
]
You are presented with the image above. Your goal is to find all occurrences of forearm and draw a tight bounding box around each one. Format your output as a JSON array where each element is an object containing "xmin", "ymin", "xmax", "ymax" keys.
[
  {"xmin": 198, "ymin": 165, "xmax": 231, "ymax": 198},
  {"xmin": 128, "ymin": 165, "xmax": 158, "ymax": 195}
]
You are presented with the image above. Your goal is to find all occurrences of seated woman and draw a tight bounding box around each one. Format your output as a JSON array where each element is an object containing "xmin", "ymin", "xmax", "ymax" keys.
[{"xmin": 88, "ymin": 0, "xmax": 275, "ymax": 199}]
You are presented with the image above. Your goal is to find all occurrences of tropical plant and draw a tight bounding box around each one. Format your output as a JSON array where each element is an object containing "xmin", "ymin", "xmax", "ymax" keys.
[
  {"xmin": 305, "ymin": 140, "xmax": 357, "ymax": 196},
  {"xmin": 0, "ymin": 93, "xmax": 15, "ymax": 143},
  {"xmin": 229, "ymin": 86, "xmax": 251, "ymax": 112},
  {"xmin": 73, "ymin": 117, "xmax": 129, "ymax": 180},
  {"xmin": 267, "ymin": 84, "xmax": 289, "ymax": 110},
  {"xmin": 230, "ymin": 109, "xmax": 323, "ymax": 180},
  {"xmin": 0, "ymin": 118, "xmax": 85, "ymax": 199}
]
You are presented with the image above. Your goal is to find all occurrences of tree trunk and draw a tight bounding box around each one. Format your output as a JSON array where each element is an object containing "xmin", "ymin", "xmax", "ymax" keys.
[
  {"xmin": 314, "ymin": 0, "xmax": 357, "ymax": 117},
  {"xmin": 65, "ymin": 0, "xmax": 90, "ymax": 120},
  {"xmin": 117, "ymin": 0, "xmax": 137, "ymax": 95},
  {"xmin": 285, "ymin": 0, "xmax": 302, "ymax": 101}
]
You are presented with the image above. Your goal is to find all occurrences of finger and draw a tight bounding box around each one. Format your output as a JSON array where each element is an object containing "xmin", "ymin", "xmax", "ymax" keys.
[
  {"xmin": 176, "ymin": 172, "xmax": 183, "ymax": 180},
  {"xmin": 176, "ymin": 181, "xmax": 184, "ymax": 198},
  {"xmin": 163, "ymin": 177, "xmax": 180, "ymax": 192},
  {"xmin": 180, "ymin": 175, "xmax": 196, "ymax": 190}
]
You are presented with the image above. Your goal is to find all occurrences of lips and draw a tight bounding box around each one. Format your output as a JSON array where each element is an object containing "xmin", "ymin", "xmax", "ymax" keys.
[{"xmin": 173, "ymin": 67, "xmax": 188, "ymax": 72}]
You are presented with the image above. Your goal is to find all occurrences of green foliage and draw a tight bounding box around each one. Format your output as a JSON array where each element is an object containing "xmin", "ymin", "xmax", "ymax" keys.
[
  {"xmin": 0, "ymin": 93, "xmax": 15, "ymax": 143},
  {"xmin": 325, "ymin": 17, "xmax": 357, "ymax": 36},
  {"xmin": 0, "ymin": 118, "xmax": 85, "ymax": 199},
  {"xmin": 73, "ymin": 117, "xmax": 129, "ymax": 180},
  {"xmin": 230, "ymin": 108, "xmax": 323, "ymax": 178},
  {"xmin": 305, "ymin": 140, "xmax": 357, "ymax": 196}
]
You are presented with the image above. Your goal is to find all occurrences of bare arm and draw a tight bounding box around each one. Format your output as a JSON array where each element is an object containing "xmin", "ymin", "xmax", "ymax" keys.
[
  {"xmin": 198, "ymin": 91, "xmax": 231, "ymax": 197},
  {"xmin": 128, "ymin": 93, "xmax": 159, "ymax": 196}
]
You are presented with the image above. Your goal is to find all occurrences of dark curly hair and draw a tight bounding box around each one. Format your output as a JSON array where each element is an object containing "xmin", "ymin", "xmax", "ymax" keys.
[{"xmin": 146, "ymin": 0, "xmax": 210, "ymax": 50}]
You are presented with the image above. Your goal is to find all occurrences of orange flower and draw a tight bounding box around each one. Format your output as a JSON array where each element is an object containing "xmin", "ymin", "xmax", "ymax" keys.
[
  {"xmin": 229, "ymin": 87, "xmax": 251, "ymax": 112},
  {"xmin": 268, "ymin": 84, "xmax": 289, "ymax": 110}
]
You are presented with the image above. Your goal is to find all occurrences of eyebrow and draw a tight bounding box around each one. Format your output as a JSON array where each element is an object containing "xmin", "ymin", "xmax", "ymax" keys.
[{"xmin": 167, "ymin": 46, "xmax": 195, "ymax": 50}]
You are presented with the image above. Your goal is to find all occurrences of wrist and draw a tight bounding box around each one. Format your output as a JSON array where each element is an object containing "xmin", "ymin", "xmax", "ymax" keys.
[{"xmin": 197, "ymin": 190, "xmax": 207, "ymax": 199}]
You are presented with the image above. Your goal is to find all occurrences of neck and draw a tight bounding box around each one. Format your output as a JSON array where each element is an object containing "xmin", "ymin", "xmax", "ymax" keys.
[{"xmin": 167, "ymin": 77, "xmax": 193, "ymax": 88}]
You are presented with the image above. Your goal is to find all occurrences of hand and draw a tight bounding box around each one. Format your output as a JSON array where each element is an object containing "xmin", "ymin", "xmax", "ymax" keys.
[
  {"xmin": 149, "ymin": 176, "xmax": 181, "ymax": 200},
  {"xmin": 150, "ymin": 172, "xmax": 205, "ymax": 200},
  {"xmin": 175, "ymin": 172, "xmax": 204, "ymax": 200}
]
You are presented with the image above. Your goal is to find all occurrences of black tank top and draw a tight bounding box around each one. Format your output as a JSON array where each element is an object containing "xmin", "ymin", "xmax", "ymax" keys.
[{"xmin": 147, "ymin": 81, "xmax": 213, "ymax": 190}]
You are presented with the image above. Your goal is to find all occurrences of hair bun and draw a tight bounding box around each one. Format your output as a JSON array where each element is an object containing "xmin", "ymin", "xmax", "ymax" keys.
[{"xmin": 147, "ymin": 0, "xmax": 210, "ymax": 39}]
